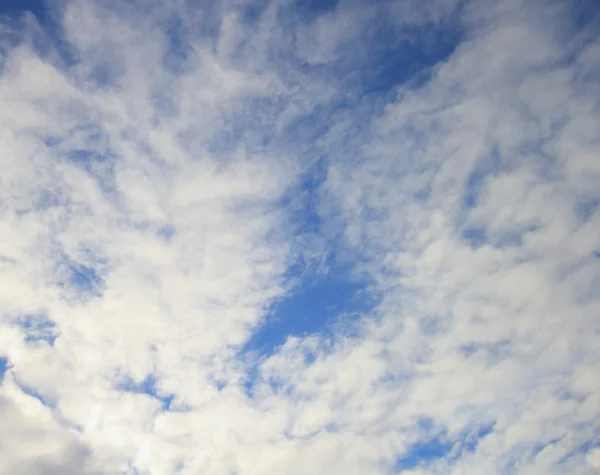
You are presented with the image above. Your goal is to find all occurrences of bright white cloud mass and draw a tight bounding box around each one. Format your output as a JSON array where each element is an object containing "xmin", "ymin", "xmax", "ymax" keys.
[{"xmin": 1, "ymin": 0, "xmax": 599, "ymax": 473}]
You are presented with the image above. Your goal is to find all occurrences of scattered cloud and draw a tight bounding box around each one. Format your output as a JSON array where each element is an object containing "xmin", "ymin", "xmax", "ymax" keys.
[{"xmin": 0, "ymin": 0, "xmax": 598, "ymax": 474}]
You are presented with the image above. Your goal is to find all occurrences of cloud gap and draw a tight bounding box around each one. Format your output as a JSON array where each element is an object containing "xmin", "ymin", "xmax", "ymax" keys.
[
  {"xmin": 55, "ymin": 257, "xmax": 105, "ymax": 299},
  {"xmin": 116, "ymin": 374, "xmax": 175, "ymax": 411},
  {"xmin": 394, "ymin": 422, "xmax": 495, "ymax": 471},
  {"xmin": 360, "ymin": 23, "xmax": 463, "ymax": 98},
  {"xmin": 19, "ymin": 313, "xmax": 58, "ymax": 346},
  {"xmin": 0, "ymin": 0, "xmax": 47, "ymax": 21},
  {"xmin": 0, "ymin": 356, "xmax": 9, "ymax": 383},
  {"xmin": 162, "ymin": 15, "xmax": 192, "ymax": 74},
  {"xmin": 241, "ymin": 274, "xmax": 371, "ymax": 357}
]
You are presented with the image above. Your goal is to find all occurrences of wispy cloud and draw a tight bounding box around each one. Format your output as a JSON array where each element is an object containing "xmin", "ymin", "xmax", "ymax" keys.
[{"xmin": 0, "ymin": 0, "xmax": 599, "ymax": 474}]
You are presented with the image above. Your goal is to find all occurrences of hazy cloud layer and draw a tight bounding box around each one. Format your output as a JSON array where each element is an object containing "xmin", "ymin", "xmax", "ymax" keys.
[{"xmin": 0, "ymin": 0, "xmax": 599, "ymax": 474}]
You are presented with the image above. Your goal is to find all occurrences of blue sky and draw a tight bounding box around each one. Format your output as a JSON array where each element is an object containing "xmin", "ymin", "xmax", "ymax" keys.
[
  {"xmin": 0, "ymin": 0, "xmax": 599, "ymax": 474},
  {"xmin": 0, "ymin": 357, "xmax": 8, "ymax": 383},
  {"xmin": 0, "ymin": 0, "xmax": 47, "ymax": 19}
]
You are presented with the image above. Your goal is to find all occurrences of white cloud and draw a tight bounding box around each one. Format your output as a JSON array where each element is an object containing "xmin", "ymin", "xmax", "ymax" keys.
[
  {"xmin": 320, "ymin": 0, "xmax": 600, "ymax": 473},
  {"xmin": 0, "ymin": 0, "xmax": 599, "ymax": 474}
]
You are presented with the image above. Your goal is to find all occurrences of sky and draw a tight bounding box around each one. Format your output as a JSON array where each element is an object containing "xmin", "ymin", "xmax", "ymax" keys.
[{"xmin": 0, "ymin": 0, "xmax": 599, "ymax": 474}]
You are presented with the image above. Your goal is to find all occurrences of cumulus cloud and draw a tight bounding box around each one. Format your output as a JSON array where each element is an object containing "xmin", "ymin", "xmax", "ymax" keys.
[{"xmin": 0, "ymin": 0, "xmax": 598, "ymax": 474}]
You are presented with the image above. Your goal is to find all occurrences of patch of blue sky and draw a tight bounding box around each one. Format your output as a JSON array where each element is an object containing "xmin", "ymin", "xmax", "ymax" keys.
[
  {"xmin": 461, "ymin": 160, "xmax": 493, "ymax": 211},
  {"xmin": 0, "ymin": 356, "xmax": 9, "ymax": 383},
  {"xmin": 394, "ymin": 423, "xmax": 495, "ymax": 471},
  {"xmin": 289, "ymin": 0, "xmax": 339, "ymax": 20},
  {"xmin": 0, "ymin": 0, "xmax": 80, "ymax": 75},
  {"xmin": 243, "ymin": 269, "xmax": 373, "ymax": 357},
  {"xmin": 245, "ymin": 267, "xmax": 371, "ymax": 371},
  {"xmin": 196, "ymin": 1, "xmax": 464, "ymax": 169},
  {"xmin": 116, "ymin": 375, "xmax": 175, "ymax": 411},
  {"xmin": 20, "ymin": 314, "xmax": 58, "ymax": 346},
  {"xmin": 579, "ymin": 436, "xmax": 600, "ymax": 455},
  {"xmin": 239, "ymin": 3, "xmax": 464, "ymax": 159},
  {"xmin": 285, "ymin": 27, "xmax": 463, "ymax": 154},
  {"xmin": 68, "ymin": 262, "xmax": 103, "ymax": 294},
  {"xmin": 279, "ymin": 156, "xmax": 327, "ymax": 234},
  {"xmin": 54, "ymin": 255, "xmax": 105, "ymax": 300},
  {"xmin": 460, "ymin": 227, "xmax": 487, "ymax": 248},
  {"xmin": 571, "ymin": 0, "xmax": 600, "ymax": 30},
  {"xmin": 239, "ymin": 158, "xmax": 378, "ymax": 397},
  {"xmin": 396, "ymin": 436, "xmax": 455, "ymax": 471},
  {"xmin": 492, "ymin": 224, "xmax": 542, "ymax": 249},
  {"xmin": 0, "ymin": 1, "xmax": 49, "ymax": 74},
  {"xmin": 161, "ymin": 14, "xmax": 192, "ymax": 74},
  {"xmin": 0, "ymin": 0, "xmax": 47, "ymax": 22},
  {"xmin": 356, "ymin": 23, "xmax": 462, "ymax": 100},
  {"xmin": 274, "ymin": 159, "xmax": 374, "ymax": 327},
  {"xmin": 238, "ymin": 243, "xmax": 377, "ymax": 400}
]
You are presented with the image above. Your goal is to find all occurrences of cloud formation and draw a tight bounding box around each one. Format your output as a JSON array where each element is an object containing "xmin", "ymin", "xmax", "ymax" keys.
[{"xmin": 0, "ymin": 0, "xmax": 599, "ymax": 474}]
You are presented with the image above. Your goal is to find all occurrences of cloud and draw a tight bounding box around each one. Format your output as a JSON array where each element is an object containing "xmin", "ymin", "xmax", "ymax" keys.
[
  {"xmin": 0, "ymin": 387, "xmax": 113, "ymax": 475},
  {"xmin": 0, "ymin": 0, "xmax": 599, "ymax": 474},
  {"xmin": 320, "ymin": 0, "xmax": 600, "ymax": 473}
]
